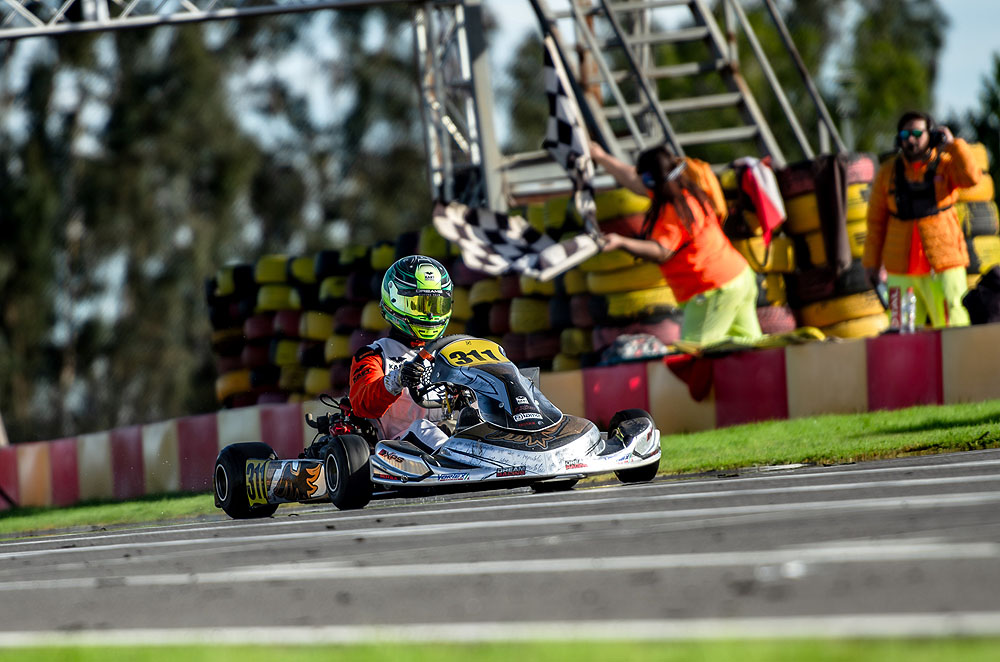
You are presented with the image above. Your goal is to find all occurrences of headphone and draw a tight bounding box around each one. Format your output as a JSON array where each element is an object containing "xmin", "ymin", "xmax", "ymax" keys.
[{"xmin": 895, "ymin": 111, "xmax": 940, "ymax": 151}]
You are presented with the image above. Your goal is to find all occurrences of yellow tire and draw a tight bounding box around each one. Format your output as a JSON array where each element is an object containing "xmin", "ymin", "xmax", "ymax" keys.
[
  {"xmin": 784, "ymin": 193, "xmax": 820, "ymax": 234},
  {"xmin": 370, "ymin": 241, "xmax": 396, "ymax": 271},
  {"xmin": 271, "ymin": 339, "xmax": 299, "ymax": 366},
  {"xmin": 325, "ymin": 334, "xmax": 352, "ymax": 363},
  {"xmin": 319, "ymin": 276, "xmax": 348, "ymax": 302},
  {"xmin": 215, "ymin": 370, "xmax": 252, "ymax": 403},
  {"xmin": 821, "ymin": 312, "xmax": 889, "ymax": 339},
  {"xmin": 469, "ymin": 277, "xmax": 502, "ymax": 306},
  {"xmin": 586, "ymin": 262, "xmax": 666, "ymax": 295},
  {"xmin": 509, "ymin": 297, "xmax": 551, "ymax": 334},
  {"xmin": 560, "ymin": 328, "xmax": 593, "ymax": 356},
  {"xmin": 605, "ymin": 286, "xmax": 677, "ymax": 319},
  {"xmin": 304, "ymin": 367, "xmax": 332, "ymax": 396},
  {"xmin": 802, "ymin": 231, "xmax": 827, "ymax": 267},
  {"xmin": 361, "ymin": 301, "xmax": 389, "ymax": 331},
  {"xmin": 968, "ymin": 142, "xmax": 991, "ymax": 171},
  {"xmin": 526, "ymin": 203, "xmax": 546, "ymax": 233},
  {"xmin": 732, "ymin": 235, "xmax": 796, "ymax": 273},
  {"xmin": 797, "ymin": 290, "xmax": 884, "ymax": 328},
  {"xmin": 595, "ymin": 188, "xmax": 650, "ymax": 220},
  {"xmin": 958, "ymin": 173, "xmax": 995, "ymax": 203},
  {"xmin": 452, "ymin": 287, "xmax": 472, "ymax": 321},
  {"xmin": 559, "ymin": 268, "xmax": 588, "ymax": 296},
  {"xmin": 578, "ymin": 249, "xmax": 640, "ymax": 273},
  {"xmin": 288, "ymin": 256, "xmax": 316, "ymax": 285},
  {"xmin": 256, "ymin": 285, "xmax": 301, "ymax": 312},
  {"xmin": 443, "ymin": 319, "xmax": 466, "ymax": 337},
  {"xmin": 763, "ymin": 273, "xmax": 788, "ymax": 306},
  {"xmin": 847, "ymin": 219, "xmax": 867, "ymax": 258},
  {"xmin": 552, "ymin": 353, "xmax": 582, "ymax": 372},
  {"xmin": 846, "ymin": 183, "xmax": 870, "ymax": 223},
  {"xmin": 299, "ymin": 311, "xmax": 334, "ymax": 341},
  {"xmin": 418, "ymin": 225, "xmax": 450, "ymax": 259},
  {"xmin": 520, "ymin": 275, "xmax": 557, "ymax": 297},
  {"xmin": 968, "ymin": 274, "xmax": 981, "ymax": 290},
  {"xmin": 255, "ymin": 254, "xmax": 289, "ymax": 284},
  {"xmin": 970, "ymin": 235, "xmax": 1000, "ymax": 273},
  {"xmin": 545, "ymin": 195, "xmax": 575, "ymax": 229},
  {"xmin": 279, "ymin": 365, "xmax": 306, "ymax": 391}
]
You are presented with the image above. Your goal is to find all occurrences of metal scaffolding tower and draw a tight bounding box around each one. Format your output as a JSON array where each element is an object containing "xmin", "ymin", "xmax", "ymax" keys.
[{"xmin": 0, "ymin": 0, "xmax": 843, "ymax": 210}]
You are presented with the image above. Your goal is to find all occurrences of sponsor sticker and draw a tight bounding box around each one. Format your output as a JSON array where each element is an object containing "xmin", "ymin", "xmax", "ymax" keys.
[
  {"xmin": 512, "ymin": 412, "xmax": 543, "ymax": 422},
  {"xmin": 378, "ymin": 449, "xmax": 405, "ymax": 465},
  {"xmin": 437, "ymin": 472, "xmax": 470, "ymax": 482},
  {"xmin": 564, "ymin": 460, "xmax": 587, "ymax": 470},
  {"xmin": 373, "ymin": 472, "xmax": 402, "ymax": 482},
  {"xmin": 515, "ymin": 396, "xmax": 529, "ymax": 405},
  {"xmin": 245, "ymin": 459, "xmax": 270, "ymax": 506},
  {"xmin": 495, "ymin": 466, "xmax": 527, "ymax": 478}
]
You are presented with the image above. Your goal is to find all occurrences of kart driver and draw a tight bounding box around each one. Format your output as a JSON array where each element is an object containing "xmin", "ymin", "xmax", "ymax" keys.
[{"xmin": 348, "ymin": 255, "xmax": 454, "ymax": 451}]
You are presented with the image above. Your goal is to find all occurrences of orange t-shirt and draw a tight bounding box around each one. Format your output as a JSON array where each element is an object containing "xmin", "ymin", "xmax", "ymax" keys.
[{"xmin": 649, "ymin": 190, "xmax": 748, "ymax": 303}]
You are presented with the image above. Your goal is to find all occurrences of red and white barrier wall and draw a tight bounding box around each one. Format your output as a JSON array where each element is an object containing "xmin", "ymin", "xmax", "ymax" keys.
[{"xmin": 3, "ymin": 324, "xmax": 1000, "ymax": 510}]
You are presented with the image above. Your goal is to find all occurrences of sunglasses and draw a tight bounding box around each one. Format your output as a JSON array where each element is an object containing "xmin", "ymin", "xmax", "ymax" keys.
[
  {"xmin": 898, "ymin": 129, "xmax": 925, "ymax": 139},
  {"xmin": 640, "ymin": 172, "xmax": 657, "ymax": 189}
]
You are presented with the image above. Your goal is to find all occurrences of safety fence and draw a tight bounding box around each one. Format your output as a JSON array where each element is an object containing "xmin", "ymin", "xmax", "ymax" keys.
[{"xmin": 3, "ymin": 322, "xmax": 999, "ymax": 511}]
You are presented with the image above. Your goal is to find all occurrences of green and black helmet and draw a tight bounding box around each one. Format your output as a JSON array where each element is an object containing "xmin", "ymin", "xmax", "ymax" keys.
[{"xmin": 380, "ymin": 255, "xmax": 453, "ymax": 342}]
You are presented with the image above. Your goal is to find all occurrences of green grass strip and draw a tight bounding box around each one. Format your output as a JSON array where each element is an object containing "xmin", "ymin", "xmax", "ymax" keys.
[
  {"xmin": 659, "ymin": 399, "xmax": 1000, "ymax": 475},
  {"xmin": 2, "ymin": 399, "xmax": 999, "ymax": 539},
  {"xmin": 7, "ymin": 639, "xmax": 1000, "ymax": 661}
]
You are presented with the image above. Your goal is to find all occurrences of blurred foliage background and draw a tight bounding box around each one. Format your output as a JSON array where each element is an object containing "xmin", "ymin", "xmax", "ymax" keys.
[{"xmin": 1, "ymin": 0, "xmax": 998, "ymax": 442}]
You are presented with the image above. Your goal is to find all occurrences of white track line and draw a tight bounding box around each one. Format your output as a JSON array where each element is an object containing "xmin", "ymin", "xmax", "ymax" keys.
[
  {"xmin": 3, "ymin": 490, "xmax": 1000, "ymax": 562},
  {"xmin": 5, "ymin": 467, "xmax": 1000, "ymax": 550},
  {"xmin": 3, "ymin": 613, "xmax": 1000, "ymax": 646},
  {"xmin": 0, "ymin": 540, "xmax": 996, "ymax": 591}
]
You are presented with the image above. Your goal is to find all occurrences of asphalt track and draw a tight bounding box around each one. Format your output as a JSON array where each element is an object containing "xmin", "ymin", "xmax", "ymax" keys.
[{"xmin": 2, "ymin": 448, "xmax": 1000, "ymax": 646}]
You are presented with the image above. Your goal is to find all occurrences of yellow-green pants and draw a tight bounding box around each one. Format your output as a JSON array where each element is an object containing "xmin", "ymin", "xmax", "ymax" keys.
[
  {"xmin": 680, "ymin": 266, "xmax": 763, "ymax": 343},
  {"xmin": 886, "ymin": 266, "xmax": 970, "ymax": 328}
]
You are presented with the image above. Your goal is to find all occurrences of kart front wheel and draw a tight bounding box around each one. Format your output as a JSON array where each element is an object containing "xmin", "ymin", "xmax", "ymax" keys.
[
  {"xmin": 215, "ymin": 442, "xmax": 280, "ymax": 519},
  {"xmin": 324, "ymin": 435, "xmax": 373, "ymax": 510},
  {"xmin": 609, "ymin": 408, "xmax": 660, "ymax": 484}
]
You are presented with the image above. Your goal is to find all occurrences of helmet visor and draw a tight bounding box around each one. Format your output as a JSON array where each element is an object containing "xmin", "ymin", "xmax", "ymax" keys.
[{"xmin": 398, "ymin": 290, "xmax": 452, "ymax": 318}]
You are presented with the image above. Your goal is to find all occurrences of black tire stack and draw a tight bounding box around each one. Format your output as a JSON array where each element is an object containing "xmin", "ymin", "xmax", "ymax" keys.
[{"xmin": 773, "ymin": 153, "xmax": 889, "ymax": 338}]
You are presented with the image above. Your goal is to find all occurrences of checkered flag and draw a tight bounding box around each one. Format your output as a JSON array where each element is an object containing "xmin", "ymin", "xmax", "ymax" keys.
[
  {"xmin": 541, "ymin": 35, "xmax": 598, "ymax": 236},
  {"xmin": 433, "ymin": 201, "xmax": 599, "ymax": 281}
]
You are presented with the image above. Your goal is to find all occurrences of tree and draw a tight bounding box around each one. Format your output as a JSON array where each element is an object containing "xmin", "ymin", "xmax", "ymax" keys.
[{"xmin": 966, "ymin": 54, "xmax": 1000, "ymax": 185}]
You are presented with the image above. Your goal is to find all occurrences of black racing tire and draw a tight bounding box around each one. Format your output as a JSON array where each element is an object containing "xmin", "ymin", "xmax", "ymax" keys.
[
  {"xmin": 324, "ymin": 435, "xmax": 373, "ymax": 510},
  {"xmin": 609, "ymin": 409, "xmax": 660, "ymax": 484},
  {"xmin": 215, "ymin": 442, "xmax": 279, "ymax": 520},
  {"xmin": 530, "ymin": 478, "xmax": 580, "ymax": 493}
]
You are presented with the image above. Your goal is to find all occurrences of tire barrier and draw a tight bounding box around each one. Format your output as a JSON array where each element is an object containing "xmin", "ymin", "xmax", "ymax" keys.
[
  {"xmin": 361, "ymin": 301, "xmax": 389, "ymax": 332},
  {"xmin": 595, "ymin": 188, "xmax": 651, "ymax": 220},
  {"xmin": 243, "ymin": 314, "xmax": 275, "ymax": 341},
  {"xmin": 287, "ymin": 256, "xmax": 316, "ymax": 286},
  {"xmin": 215, "ymin": 370, "xmax": 252, "ymax": 403},
  {"xmin": 586, "ymin": 262, "xmax": 667, "ymax": 295},
  {"xmin": 417, "ymin": 224, "xmax": 449, "ymax": 259},
  {"xmin": 314, "ymin": 250, "xmax": 342, "ymax": 279},
  {"xmin": 524, "ymin": 331, "xmax": 562, "ymax": 362},
  {"xmin": 957, "ymin": 201, "xmax": 1000, "ymax": 238},
  {"xmin": 297, "ymin": 341, "xmax": 327, "ymax": 368},
  {"xmin": 499, "ymin": 273, "xmax": 522, "ymax": 299},
  {"xmin": 254, "ymin": 254, "xmax": 289, "ymax": 284},
  {"xmin": 488, "ymin": 299, "xmax": 512, "ymax": 336},
  {"xmin": 325, "ymin": 334, "xmax": 352, "ymax": 363},
  {"xmin": 968, "ymin": 235, "xmax": 1000, "ymax": 274},
  {"xmin": 304, "ymin": 367, "xmax": 332, "ymax": 396},
  {"xmin": 240, "ymin": 343, "xmax": 270, "ymax": 369},
  {"xmin": 299, "ymin": 311, "xmax": 334, "ymax": 341},
  {"xmin": 820, "ymin": 312, "xmax": 889, "ymax": 339},
  {"xmin": 578, "ymin": 249, "xmax": 640, "ymax": 273},
  {"xmin": 548, "ymin": 296, "xmax": 573, "ymax": 329},
  {"xmin": 590, "ymin": 287, "xmax": 678, "ymax": 325},
  {"xmin": 370, "ymin": 240, "xmax": 396, "ymax": 271},
  {"xmin": 520, "ymin": 274, "xmax": 558, "ymax": 297},
  {"xmin": 215, "ymin": 263, "xmax": 256, "ymax": 297},
  {"xmin": 958, "ymin": 172, "xmax": 995, "ymax": 203},
  {"xmin": 731, "ymin": 235, "xmax": 796, "ymax": 273},
  {"xmin": 762, "ymin": 273, "xmax": 788, "ymax": 306},
  {"xmin": 270, "ymin": 339, "xmax": 299, "ymax": 366},
  {"xmin": 509, "ymin": 297, "xmax": 552, "ymax": 334},
  {"xmin": 500, "ymin": 332, "xmax": 527, "ymax": 364},
  {"xmin": 256, "ymin": 285, "xmax": 301, "ymax": 313},
  {"xmin": 333, "ymin": 305, "xmax": 363, "ymax": 334},
  {"xmin": 273, "ymin": 310, "xmax": 302, "ymax": 338},
  {"xmin": 451, "ymin": 287, "xmax": 472, "ymax": 321},
  {"xmin": 560, "ymin": 327, "xmax": 593, "ymax": 356},
  {"xmin": 450, "ymin": 259, "xmax": 488, "ymax": 287},
  {"xmin": 469, "ymin": 277, "xmax": 502, "ymax": 307},
  {"xmin": 552, "ymin": 352, "xmax": 581, "ymax": 372},
  {"xmin": 757, "ymin": 305, "xmax": 797, "ymax": 335},
  {"xmin": 598, "ymin": 213, "xmax": 646, "ymax": 237},
  {"xmin": 557, "ymin": 268, "xmax": 588, "ymax": 296},
  {"xmin": 796, "ymin": 290, "xmax": 884, "ymax": 328}
]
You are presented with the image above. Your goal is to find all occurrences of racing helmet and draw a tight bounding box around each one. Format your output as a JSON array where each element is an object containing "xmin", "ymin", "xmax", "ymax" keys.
[{"xmin": 380, "ymin": 255, "xmax": 453, "ymax": 342}]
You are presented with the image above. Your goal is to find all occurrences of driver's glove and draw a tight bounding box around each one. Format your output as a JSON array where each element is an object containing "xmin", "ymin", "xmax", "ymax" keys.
[
  {"xmin": 384, "ymin": 358, "xmax": 427, "ymax": 395},
  {"xmin": 399, "ymin": 359, "xmax": 427, "ymax": 389}
]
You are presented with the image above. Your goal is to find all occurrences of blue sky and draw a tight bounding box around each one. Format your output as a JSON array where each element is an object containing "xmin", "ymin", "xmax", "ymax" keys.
[{"xmin": 487, "ymin": 0, "xmax": 1000, "ymax": 136}]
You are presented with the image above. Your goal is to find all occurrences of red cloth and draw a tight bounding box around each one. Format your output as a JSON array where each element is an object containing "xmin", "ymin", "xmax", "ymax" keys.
[
  {"xmin": 665, "ymin": 353, "xmax": 714, "ymax": 402},
  {"xmin": 737, "ymin": 156, "xmax": 786, "ymax": 246}
]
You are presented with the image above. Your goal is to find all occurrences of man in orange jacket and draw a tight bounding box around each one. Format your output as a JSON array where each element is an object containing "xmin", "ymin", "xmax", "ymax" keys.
[{"xmin": 863, "ymin": 111, "xmax": 981, "ymax": 328}]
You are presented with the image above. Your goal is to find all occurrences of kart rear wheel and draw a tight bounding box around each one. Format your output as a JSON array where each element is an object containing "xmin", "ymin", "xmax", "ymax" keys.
[
  {"xmin": 215, "ymin": 442, "xmax": 280, "ymax": 519},
  {"xmin": 324, "ymin": 434, "xmax": 373, "ymax": 510},
  {"xmin": 530, "ymin": 478, "xmax": 579, "ymax": 493},
  {"xmin": 609, "ymin": 408, "xmax": 660, "ymax": 484}
]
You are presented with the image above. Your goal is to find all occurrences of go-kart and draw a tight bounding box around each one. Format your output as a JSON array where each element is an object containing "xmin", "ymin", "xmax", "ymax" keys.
[{"xmin": 214, "ymin": 335, "xmax": 661, "ymax": 518}]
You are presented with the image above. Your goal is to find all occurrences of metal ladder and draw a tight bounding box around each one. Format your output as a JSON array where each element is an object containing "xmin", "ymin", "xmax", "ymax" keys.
[{"xmin": 504, "ymin": 0, "xmax": 846, "ymax": 201}]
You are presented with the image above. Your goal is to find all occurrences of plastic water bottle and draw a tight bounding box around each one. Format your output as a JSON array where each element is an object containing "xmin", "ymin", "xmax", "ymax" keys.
[{"xmin": 901, "ymin": 287, "xmax": 917, "ymax": 333}]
